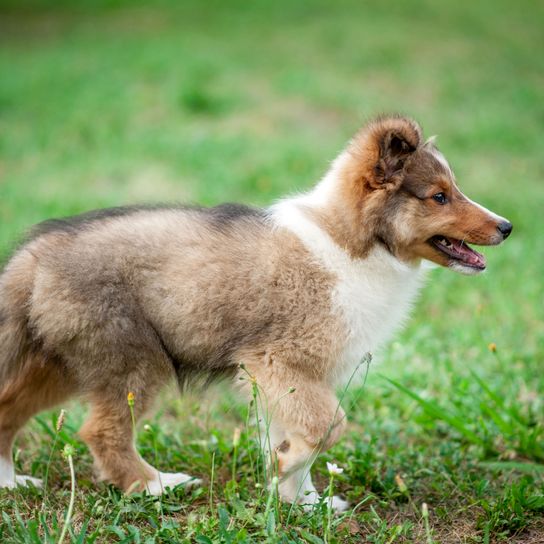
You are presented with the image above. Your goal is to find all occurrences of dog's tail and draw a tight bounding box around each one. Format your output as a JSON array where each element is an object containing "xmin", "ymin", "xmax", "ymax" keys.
[{"xmin": 0, "ymin": 250, "xmax": 36, "ymax": 388}]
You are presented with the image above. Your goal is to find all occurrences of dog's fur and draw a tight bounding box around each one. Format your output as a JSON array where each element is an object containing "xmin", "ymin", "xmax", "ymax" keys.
[{"xmin": 0, "ymin": 115, "xmax": 511, "ymax": 508}]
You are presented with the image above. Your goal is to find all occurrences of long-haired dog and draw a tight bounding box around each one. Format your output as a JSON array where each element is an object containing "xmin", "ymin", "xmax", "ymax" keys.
[{"xmin": 0, "ymin": 115, "xmax": 512, "ymax": 509}]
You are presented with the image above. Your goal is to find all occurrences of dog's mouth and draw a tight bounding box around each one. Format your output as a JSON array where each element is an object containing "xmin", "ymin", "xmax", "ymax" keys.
[{"xmin": 429, "ymin": 235, "xmax": 486, "ymax": 270}]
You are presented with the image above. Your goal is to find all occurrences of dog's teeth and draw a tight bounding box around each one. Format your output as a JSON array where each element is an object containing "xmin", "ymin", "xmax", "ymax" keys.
[{"xmin": 436, "ymin": 237, "xmax": 452, "ymax": 247}]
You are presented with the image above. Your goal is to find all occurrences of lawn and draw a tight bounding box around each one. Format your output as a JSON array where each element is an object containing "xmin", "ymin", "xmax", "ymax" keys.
[{"xmin": 0, "ymin": 1, "xmax": 543, "ymax": 542}]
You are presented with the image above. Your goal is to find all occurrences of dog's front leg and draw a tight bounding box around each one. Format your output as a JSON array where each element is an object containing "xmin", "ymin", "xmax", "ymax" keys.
[
  {"xmin": 273, "ymin": 430, "xmax": 349, "ymax": 513},
  {"xmin": 251, "ymin": 368, "xmax": 349, "ymax": 512},
  {"xmin": 260, "ymin": 420, "xmax": 320, "ymax": 508}
]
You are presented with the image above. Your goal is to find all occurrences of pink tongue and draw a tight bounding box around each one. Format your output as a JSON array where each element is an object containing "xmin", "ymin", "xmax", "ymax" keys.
[{"xmin": 451, "ymin": 240, "xmax": 485, "ymax": 267}]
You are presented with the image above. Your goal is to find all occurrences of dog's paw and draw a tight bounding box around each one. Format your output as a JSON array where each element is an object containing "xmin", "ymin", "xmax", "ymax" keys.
[
  {"xmin": 298, "ymin": 494, "xmax": 349, "ymax": 513},
  {"xmin": 279, "ymin": 485, "xmax": 349, "ymax": 514},
  {"xmin": 0, "ymin": 477, "xmax": 16, "ymax": 489},
  {"xmin": 146, "ymin": 472, "xmax": 202, "ymax": 496},
  {"xmin": 0, "ymin": 474, "xmax": 43, "ymax": 489},
  {"xmin": 325, "ymin": 494, "xmax": 350, "ymax": 513},
  {"xmin": 15, "ymin": 475, "xmax": 43, "ymax": 488}
]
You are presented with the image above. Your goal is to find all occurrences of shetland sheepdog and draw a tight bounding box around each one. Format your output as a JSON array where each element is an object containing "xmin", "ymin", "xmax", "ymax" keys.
[{"xmin": 0, "ymin": 115, "xmax": 511, "ymax": 509}]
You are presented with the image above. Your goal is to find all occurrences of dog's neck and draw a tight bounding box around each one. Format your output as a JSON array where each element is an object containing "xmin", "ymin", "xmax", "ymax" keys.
[
  {"xmin": 271, "ymin": 187, "xmax": 426, "ymax": 381},
  {"xmin": 270, "ymin": 187, "xmax": 422, "ymax": 280}
]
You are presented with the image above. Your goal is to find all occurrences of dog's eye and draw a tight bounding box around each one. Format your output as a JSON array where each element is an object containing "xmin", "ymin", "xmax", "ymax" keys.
[{"xmin": 432, "ymin": 192, "xmax": 447, "ymax": 205}]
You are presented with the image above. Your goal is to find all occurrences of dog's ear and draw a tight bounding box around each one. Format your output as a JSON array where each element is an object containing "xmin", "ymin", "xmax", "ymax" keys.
[
  {"xmin": 377, "ymin": 130, "xmax": 417, "ymax": 182},
  {"xmin": 350, "ymin": 116, "xmax": 422, "ymax": 190}
]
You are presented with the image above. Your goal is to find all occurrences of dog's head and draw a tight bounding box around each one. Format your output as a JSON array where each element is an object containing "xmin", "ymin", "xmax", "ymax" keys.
[{"xmin": 346, "ymin": 115, "xmax": 512, "ymax": 274}]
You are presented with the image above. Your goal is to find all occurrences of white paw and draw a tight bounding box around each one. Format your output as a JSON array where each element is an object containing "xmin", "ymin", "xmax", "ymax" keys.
[
  {"xmin": 0, "ymin": 478, "xmax": 16, "ymax": 489},
  {"xmin": 0, "ymin": 475, "xmax": 43, "ymax": 489},
  {"xmin": 0, "ymin": 458, "xmax": 42, "ymax": 490},
  {"xmin": 15, "ymin": 475, "xmax": 43, "ymax": 488},
  {"xmin": 325, "ymin": 494, "xmax": 350, "ymax": 513},
  {"xmin": 146, "ymin": 471, "xmax": 202, "ymax": 495},
  {"xmin": 297, "ymin": 490, "xmax": 320, "ymax": 512},
  {"xmin": 299, "ymin": 494, "xmax": 349, "ymax": 513}
]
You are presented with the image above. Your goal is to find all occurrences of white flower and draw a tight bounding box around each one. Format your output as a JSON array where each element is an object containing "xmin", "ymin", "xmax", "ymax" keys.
[{"xmin": 326, "ymin": 462, "xmax": 344, "ymax": 475}]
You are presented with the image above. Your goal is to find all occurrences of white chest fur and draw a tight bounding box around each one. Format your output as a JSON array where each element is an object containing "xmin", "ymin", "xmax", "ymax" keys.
[
  {"xmin": 331, "ymin": 245, "xmax": 424, "ymax": 380},
  {"xmin": 271, "ymin": 199, "xmax": 426, "ymax": 382}
]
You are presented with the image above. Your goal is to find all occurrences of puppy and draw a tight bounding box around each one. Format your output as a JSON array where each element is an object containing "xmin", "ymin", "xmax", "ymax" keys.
[{"xmin": 0, "ymin": 115, "xmax": 512, "ymax": 509}]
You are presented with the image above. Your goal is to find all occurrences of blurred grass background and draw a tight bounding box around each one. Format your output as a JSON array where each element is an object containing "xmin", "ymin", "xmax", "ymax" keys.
[{"xmin": 0, "ymin": 1, "xmax": 543, "ymax": 542}]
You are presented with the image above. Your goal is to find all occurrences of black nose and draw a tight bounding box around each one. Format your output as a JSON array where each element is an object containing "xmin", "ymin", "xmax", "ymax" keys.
[{"xmin": 497, "ymin": 221, "xmax": 513, "ymax": 239}]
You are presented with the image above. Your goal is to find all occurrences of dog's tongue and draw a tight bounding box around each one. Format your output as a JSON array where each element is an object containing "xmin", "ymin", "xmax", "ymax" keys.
[{"xmin": 452, "ymin": 239, "xmax": 485, "ymax": 267}]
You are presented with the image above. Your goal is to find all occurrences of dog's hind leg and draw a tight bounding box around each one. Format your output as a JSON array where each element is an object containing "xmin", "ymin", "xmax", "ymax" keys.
[
  {"xmin": 79, "ymin": 365, "xmax": 202, "ymax": 495},
  {"xmin": 0, "ymin": 359, "xmax": 76, "ymax": 488},
  {"xmin": 80, "ymin": 391, "xmax": 201, "ymax": 495}
]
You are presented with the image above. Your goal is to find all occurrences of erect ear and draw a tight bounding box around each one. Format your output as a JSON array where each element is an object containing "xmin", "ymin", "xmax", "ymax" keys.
[
  {"xmin": 350, "ymin": 116, "xmax": 422, "ymax": 190},
  {"xmin": 375, "ymin": 130, "xmax": 417, "ymax": 185}
]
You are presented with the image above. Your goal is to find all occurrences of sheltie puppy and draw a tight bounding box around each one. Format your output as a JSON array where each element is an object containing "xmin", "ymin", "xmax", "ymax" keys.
[{"xmin": 0, "ymin": 115, "xmax": 511, "ymax": 510}]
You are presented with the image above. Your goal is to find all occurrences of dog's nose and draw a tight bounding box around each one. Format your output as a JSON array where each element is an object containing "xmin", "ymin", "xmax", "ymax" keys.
[{"xmin": 497, "ymin": 221, "xmax": 513, "ymax": 239}]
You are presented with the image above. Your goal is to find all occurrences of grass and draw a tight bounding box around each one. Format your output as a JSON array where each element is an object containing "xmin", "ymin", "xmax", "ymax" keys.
[{"xmin": 0, "ymin": 0, "xmax": 543, "ymax": 541}]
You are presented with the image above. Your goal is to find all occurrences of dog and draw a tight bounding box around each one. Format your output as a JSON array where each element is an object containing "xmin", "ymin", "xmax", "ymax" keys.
[{"xmin": 0, "ymin": 115, "xmax": 512, "ymax": 509}]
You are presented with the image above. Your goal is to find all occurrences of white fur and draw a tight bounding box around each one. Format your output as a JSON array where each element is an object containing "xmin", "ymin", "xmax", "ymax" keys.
[
  {"xmin": 325, "ymin": 495, "xmax": 350, "ymax": 513},
  {"xmin": 298, "ymin": 152, "xmax": 349, "ymax": 209},
  {"xmin": 0, "ymin": 457, "xmax": 15, "ymax": 488},
  {"xmin": 271, "ymin": 175, "xmax": 425, "ymax": 384},
  {"xmin": 448, "ymin": 261, "xmax": 484, "ymax": 276},
  {"xmin": 15, "ymin": 474, "xmax": 42, "ymax": 488},
  {"xmin": 277, "ymin": 464, "xmax": 348, "ymax": 512},
  {"xmin": 0, "ymin": 456, "xmax": 42, "ymax": 489},
  {"xmin": 278, "ymin": 467, "xmax": 318, "ymax": 504},
  {"xmin": 146, "ymin": 471, "xmax": 201, "ymax": 495}
]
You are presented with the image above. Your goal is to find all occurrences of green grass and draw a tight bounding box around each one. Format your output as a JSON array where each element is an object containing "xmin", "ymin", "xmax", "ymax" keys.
[{"xmin": 1, "ymin": 0, "xmax": 543, "ymax": 542}]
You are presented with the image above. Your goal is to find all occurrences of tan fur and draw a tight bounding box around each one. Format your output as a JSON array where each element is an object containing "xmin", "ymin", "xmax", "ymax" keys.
[
  {"xmin": 0, "ymin": 116, "xmax": 511, "ymax": 501},
  {"xmin": 79, "ymin": 396, "xmax": 155, "ymax": 491},
  {"xmin": 0, "ymin": 362, "xmax": 75, "ymax": 458}
]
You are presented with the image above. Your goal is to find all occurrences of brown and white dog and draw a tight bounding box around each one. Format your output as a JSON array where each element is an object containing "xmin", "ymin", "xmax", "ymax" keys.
[{"xmin": 0, "ymin": 115, "xmax": 511, "ymax": 510}]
